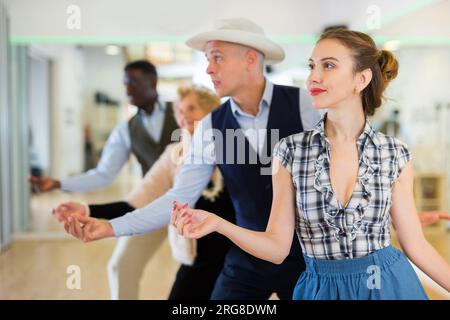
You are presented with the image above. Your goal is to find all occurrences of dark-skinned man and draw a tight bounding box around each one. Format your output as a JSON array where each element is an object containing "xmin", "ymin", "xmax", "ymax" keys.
[{"xmin": 29, "ymin": 60, "xmax": 178, "ymax": 193}]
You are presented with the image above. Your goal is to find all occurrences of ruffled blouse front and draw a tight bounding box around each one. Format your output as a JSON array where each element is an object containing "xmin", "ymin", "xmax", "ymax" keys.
[{"xmin": 273, "ymin": 114, "xmax": 411, "ymax": 260}]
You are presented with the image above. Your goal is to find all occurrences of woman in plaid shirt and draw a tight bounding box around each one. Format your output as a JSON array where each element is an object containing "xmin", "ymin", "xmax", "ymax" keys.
[{"xmin": 172, "ymin": 29, "xmax": 450, "ymax": 299}]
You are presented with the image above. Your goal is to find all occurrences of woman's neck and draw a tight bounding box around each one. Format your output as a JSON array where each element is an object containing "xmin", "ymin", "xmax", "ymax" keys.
[{"xmin": 325, "ymin": 99, "xmax": 366, "ymax": 142}]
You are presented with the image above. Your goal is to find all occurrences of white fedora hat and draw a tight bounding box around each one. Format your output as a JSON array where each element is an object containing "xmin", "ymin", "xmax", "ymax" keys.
[{"xmin": 186, "ymin": 18, "xmax": 285, "ymax": 65}]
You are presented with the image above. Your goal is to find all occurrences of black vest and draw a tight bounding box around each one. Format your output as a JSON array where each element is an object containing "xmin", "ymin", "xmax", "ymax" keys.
[
  {"xmin": 211, "ymin": 84, "xmax": 306, "ymax": 280},
  {"xmin": 128, "ymin": 102, "xmax": 178, "ymax": 175}
]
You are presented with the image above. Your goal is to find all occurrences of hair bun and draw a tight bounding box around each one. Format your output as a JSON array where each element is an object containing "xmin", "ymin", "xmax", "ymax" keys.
[{"xmin": 378, "ymin": 50, "xmax": 399, "ymax": 84}]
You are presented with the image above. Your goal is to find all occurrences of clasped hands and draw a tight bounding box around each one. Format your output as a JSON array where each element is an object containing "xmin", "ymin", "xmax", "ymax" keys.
[
  {"xmin": 52, "ymin": 202, "xmax": 114, "ymax": 242},
  {"xmin": 53, "ymin": 200, "xmax": 450, "ymax": 242},
  {"xmin": 170, "ymin": 201, "xmax": 223, "ymax": 239}
]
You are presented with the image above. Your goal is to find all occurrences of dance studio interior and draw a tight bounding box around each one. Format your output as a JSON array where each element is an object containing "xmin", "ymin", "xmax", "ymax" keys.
[{"xmin": 0, "ymin": 0, "xmax": 449, "ymax": 300}]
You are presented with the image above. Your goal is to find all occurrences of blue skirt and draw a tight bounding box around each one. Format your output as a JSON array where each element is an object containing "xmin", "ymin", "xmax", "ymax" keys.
[{"xmin": 293, "ymin": 245, "xmax": 428, "ymax": 300}]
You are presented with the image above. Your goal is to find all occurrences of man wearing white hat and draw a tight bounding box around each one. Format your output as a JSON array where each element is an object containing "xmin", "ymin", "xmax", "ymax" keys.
[
  {"xmin": 62, "ymin": 18, "xmax": 320, "ymax": 299},
  {"xmin": 180, "ymin": 17, "xmax": 320, "ymax": 299}
]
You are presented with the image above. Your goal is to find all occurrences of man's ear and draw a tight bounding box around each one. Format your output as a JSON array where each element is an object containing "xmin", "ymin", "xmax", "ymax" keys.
[
  {"xmin": 246, "ymin": 50, "xmax": 258, "ymax": 71},
  {"xmin": 150, "ymin": 75, "xmax": 158, "ymax": 88}
]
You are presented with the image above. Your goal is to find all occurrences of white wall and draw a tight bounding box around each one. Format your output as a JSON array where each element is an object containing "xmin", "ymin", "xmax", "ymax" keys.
[
  {"xmin": 383, "ymin": 46, "xmax": 450, "ymax": 209},
  {"xmin": 31, "ymin": 45, "xmax": 87, "ymax": 178},
  {"xmin": 385, "ymin": 46, "xmax": 450, "ymax": 158},
  {"xmin": 81, "ymin": 46, "xmax": 126, "ymax": 162},
  {"xmin": 81, "ymin": 46, "xmax": 126, "ymax": 111},
  {"xmin": 53, "ymin": 46, "xmax": 86, "ymax": 178}
]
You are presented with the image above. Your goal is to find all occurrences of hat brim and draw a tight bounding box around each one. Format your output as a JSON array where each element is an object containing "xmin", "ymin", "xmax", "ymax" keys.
[{"xmin": 186, "ymin": 30, "xmax": 285, "ymax": 65}]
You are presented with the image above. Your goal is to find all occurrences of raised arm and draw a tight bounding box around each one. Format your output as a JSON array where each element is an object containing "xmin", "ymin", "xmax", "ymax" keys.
[
  {"xmin": 173, "ymin": 158, "xmax": 296, "ymax": 265},
  {"xmin": 390, "ymin": 162, "xmax": 450, "ymax": 291}
]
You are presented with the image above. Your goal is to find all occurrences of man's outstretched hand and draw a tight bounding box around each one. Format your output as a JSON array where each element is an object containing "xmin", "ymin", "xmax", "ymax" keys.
[{"xmin": 29, "ymin": 176, "xmax": 61, "ymax": 192}]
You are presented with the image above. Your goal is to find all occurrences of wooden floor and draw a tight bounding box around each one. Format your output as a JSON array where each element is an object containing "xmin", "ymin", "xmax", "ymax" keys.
[
  {"xmin": 0, "ymin": 173, "xmax": 448, "ymax": 299},
  {"xmin": 0, "ymin": 173, "xmax": 180, "ymax": 300}
]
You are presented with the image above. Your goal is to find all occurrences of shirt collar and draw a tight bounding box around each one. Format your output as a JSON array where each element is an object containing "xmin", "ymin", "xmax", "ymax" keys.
[
  {"xmin": 139, "ymin": 100, "xmax": 165, "ymax": 118},
  {"xmin": 358, "ymin": 119, "xmax": 381, "ymax": 149},
  {"xmin": 311, "ymin": 113, "xmax": 381, "ymax": 149},
  {"xmin": 229, "ymin": 78, "xmax": 273, "ymax": 118}
]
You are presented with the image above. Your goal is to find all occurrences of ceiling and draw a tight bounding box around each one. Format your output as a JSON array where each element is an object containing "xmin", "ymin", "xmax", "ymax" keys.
[{"xmin": 3, "ymin": 0, "xmax": 449, "ymax": 45}]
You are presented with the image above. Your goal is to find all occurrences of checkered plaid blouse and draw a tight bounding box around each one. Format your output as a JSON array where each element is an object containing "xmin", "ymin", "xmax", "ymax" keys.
[{"xmin": 273, "ymin": 114, "xmax": 412, "ymax": 260}]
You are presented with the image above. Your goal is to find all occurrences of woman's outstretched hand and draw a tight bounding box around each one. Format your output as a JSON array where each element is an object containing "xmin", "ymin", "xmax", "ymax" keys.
[
  {"xmin": 52, "ymin": 201, "xmax": 86, "ymax": 223},
  {"xmin": 64, "ymin": 215, "xmax": 114, "ymax": 242},
  {"xmin": 171, "ymin": 201, "xmax": 223, "ymax": 239}
]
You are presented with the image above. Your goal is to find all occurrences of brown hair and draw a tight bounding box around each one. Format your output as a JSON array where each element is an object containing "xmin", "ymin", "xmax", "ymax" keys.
[
  {"xmin": 176, "ymin": 85, "xmax": 220, "ymax": 113},
  {"xmin": 319, "ymin": 29, "xmax": 399, "ymax": 116}
]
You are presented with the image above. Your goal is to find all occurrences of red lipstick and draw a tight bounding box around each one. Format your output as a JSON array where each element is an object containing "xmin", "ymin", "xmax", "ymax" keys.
[{"xmin": 310, "ymin": 88, "xmax": 326, "ymax": 96}]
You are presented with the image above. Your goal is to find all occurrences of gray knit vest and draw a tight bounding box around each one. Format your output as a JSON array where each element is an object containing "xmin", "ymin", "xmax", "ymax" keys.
[{"xmin": 128, "ymin": 102, "xmax": 178, "ymax": 175}]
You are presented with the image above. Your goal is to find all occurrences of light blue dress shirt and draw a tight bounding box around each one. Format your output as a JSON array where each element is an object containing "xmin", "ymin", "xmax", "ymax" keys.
[
  {"xmin": 60, "ymin": 101, "xmax": 166, "ymax": 193},
  {"xmin": 110, "ymin": 80, "xmax": 321, "ymax": 237}
]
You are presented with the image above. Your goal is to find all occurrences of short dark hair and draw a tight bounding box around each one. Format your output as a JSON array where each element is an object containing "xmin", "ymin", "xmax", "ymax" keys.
[{"xmin": 124, "ymin": 60, "xmax": 157, "ymax": 78}]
